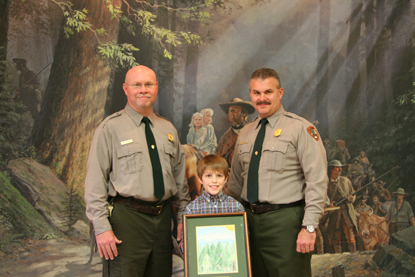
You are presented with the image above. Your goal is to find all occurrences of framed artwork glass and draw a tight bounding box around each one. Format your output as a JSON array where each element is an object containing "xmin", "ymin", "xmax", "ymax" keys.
[{"xmin": 183, "ymin": 212, "xmax": 252, "ymax": 277}]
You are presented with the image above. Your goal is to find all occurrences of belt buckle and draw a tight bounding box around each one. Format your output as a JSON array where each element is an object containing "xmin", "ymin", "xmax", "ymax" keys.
[
  {"xmin": 155, "ymin": 203, "xmax": 164, "ymax": 215},
  {"xmin": 250, "ymin": 203, "xmax": 257, "ymax": 213}
]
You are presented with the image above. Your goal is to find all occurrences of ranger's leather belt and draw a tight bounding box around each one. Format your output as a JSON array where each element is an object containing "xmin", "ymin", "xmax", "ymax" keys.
[
  {"xmin": 245, "ymin": 199, "xmax": 305, "ymax": 214},
  {"xmin": 113, "ymin": 195, "xmax": 166, "ymax": 215}
]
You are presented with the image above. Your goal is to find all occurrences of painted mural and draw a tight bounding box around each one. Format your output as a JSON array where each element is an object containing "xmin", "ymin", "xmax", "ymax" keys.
[{"xmin": 1, "ymin": 0, "xmax": 414, "ymax": 276}]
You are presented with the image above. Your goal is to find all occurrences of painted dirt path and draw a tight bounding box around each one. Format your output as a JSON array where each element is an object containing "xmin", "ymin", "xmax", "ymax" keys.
[{"xmin": 0, "ymin": 238, "xmax": 383, "ymax": 276}]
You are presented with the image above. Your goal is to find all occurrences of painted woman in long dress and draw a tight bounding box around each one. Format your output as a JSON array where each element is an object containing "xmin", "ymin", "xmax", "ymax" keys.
[
  {"xmin": 199, "ymin": 108, "xmax": 217, "ymax": 154},
  {"xmin": 187, "ymin": 112, "xmax": 207, "ymax": 150}
]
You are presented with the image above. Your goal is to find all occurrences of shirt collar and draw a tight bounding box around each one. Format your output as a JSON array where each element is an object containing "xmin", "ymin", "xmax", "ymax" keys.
[
  {"xmin": 201, "ymin": 190, "xmax": 227, "ymax": 203},
  {"xmin": 124, "ymin": 104, "xmax": 156, "ymax": 127},
  {"xmin": 255, "ymin": 105, "xmax": 285, "ymax": 129}
]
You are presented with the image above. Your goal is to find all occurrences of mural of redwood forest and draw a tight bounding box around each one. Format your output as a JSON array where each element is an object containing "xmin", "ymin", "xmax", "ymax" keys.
[{"xmin": 0, "ymin": 0, "xmax": 414, "ymax": 276}]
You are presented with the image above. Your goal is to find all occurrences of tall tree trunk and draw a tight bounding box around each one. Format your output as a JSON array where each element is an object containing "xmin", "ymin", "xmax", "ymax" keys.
[
  {"xmin": 357, "ymin": 1, "xmax": 368, "ymax": 120},
  {"xmin": 364, "ymin": 0, "xmax": 376, "ymax": 114},
  {"xmin": 386, "ymin": 0, "xmax": 412, "ymax": 120},
  {"xmin": 345, "ymin": 0, "xmax": 363, "ymax": 133},
  {"xmin": 315, "ymin": 0, "xmax": 330, "ymax": 139},
  {"xmin": 106, "ymin": 0, "xmax": 155, "ymax": 115},
  {"xmin": 0, "ymin": 0, "xmax": 9, "ymax": 100},
  {"xmin": 155, "ymin": 0, "xmax": 175, "ymax": 121},
  {"xmin": 31, "ymin": 0, "xmax": 121, "ymax": 196},
  {"xmin": 181, "ymin": 21, "xmax": 200, "ymax": 143},
  {"xmin": 0, "ymin": 0, "xmax": 8, "ymax": 60}
]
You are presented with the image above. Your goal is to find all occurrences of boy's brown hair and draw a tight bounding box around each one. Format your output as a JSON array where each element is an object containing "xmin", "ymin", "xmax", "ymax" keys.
[{"xmin": 197, "ymin": 154, "xmax": 229, "ymax": 179}]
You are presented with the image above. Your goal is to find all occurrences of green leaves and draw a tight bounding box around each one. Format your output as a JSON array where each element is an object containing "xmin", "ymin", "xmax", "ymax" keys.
[
  {"xmin": 52, "ymin": 0, "xmax": 227, "ymax": 68},
  {"xmin": 98, "ymin": 41, "xmax": 139, "ymax": 69},
  {"xmin": 106, "ymin": 2, "xmax": 122, "ymax": 20}
]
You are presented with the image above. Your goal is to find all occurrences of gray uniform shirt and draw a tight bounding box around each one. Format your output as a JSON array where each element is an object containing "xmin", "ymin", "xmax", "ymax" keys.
[
  {"xmin": 227, "ymin": 106, "xmax": 328, "ymax": 227},
  {"xmin": 85, "ymin": 104, "xmax": 190, "ymax": 236}
]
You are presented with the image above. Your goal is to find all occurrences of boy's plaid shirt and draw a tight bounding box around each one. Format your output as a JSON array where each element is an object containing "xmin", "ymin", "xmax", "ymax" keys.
[{"xmin": 184, "ymin": 190, "xmax": 245, "ymax": 215}]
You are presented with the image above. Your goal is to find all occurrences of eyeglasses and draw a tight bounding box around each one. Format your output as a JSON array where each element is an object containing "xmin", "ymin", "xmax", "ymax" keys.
[{"xmin": 125, "ymin": 83, "xmax": 157, "ymax": 90}]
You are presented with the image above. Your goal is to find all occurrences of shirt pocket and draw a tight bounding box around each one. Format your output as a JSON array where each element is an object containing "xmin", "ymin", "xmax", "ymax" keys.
[
  {"xmin": 163, "ymin": 143, "xmax": 175, "ymax": 172},
  {"xmin": 263, "ymin": 141, "xmax": 287, "ymax": 172},
  {"xmin": 236, "ymin": 143, "xmax": 252, "ymax": 171},
  {"xmin": 116, "ymin": 144, "xmax": 143, "ymax": 174}
]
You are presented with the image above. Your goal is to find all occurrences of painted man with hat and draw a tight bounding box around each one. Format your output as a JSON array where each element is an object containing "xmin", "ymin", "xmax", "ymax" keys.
[
  {"xmin": 348, "ymin": 157, "xmax": 364, "ymax": 182},
  {"xmin": 386, "ymin": 188, "xmax": 415, "ymax": 234},
  {"xmin": 215, "ymin": 97, "xmax": 255, "ymax": 166},
  {"xmin": 12, "ymin": 58, "xmax": 41, "ymax": 120},
  {"xmin": 327, "ymin": 159, "xmax": 358, "ymax": 253}
]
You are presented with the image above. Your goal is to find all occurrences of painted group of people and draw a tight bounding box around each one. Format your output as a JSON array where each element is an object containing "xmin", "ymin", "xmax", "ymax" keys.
[
  {"xmin": 85, "ymin": 65, "xmax": 329, "ymax": 277},
  {"xmin": 317, "ymin": 141, "xmax": 415, "ymax": 254}
]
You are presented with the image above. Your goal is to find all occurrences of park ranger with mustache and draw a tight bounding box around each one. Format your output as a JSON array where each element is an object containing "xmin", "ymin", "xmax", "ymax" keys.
[{"xmin": 227, "ymin": 68, "xmax": 328, "ymax": 277}]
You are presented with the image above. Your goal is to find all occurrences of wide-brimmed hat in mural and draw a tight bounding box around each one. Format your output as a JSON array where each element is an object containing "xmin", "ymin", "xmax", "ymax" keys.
[
  {"xmin": 219, "ymin": 98, "xmax": 255, "ymax": 114},
  {"xmin": 12, "ymin": 58, "xmax": 27, "ymax": 66},
  {"xmin": 392, "ymin": 188, "xmax": 409, "ymax": 196},
  {"xmin": 328, "ymin": 159, "xmax": 347, "ymax": 167}
]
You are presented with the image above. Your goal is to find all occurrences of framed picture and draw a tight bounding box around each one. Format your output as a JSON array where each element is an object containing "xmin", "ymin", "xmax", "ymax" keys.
[{"xmin": 183, "ymin": 212, "xmax": 252, "ymax": 277}]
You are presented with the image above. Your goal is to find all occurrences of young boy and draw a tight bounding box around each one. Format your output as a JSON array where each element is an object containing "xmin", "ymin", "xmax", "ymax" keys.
[{"xmin": 184, "ymin": 154, "xmax": 245, "ymax": 215}]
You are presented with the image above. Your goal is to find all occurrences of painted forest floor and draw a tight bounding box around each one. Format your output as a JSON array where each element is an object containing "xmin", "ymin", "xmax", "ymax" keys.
[{"xmin": 0, "ymin": 238, "xmax": 385, "ymax": 277}]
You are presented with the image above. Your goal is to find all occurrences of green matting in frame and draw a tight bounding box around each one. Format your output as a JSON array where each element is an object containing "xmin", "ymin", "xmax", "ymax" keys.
[{"xmin": 183, "ymin": 212, "xmax": 252, "ymax": 277}]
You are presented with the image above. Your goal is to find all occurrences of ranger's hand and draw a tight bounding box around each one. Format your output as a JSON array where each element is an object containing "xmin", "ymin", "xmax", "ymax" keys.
[
  {"xmin": 296, "ymin": 228, "xmax": 316, "ymax": 253},
  {"xmin": 96, "ymin": 230, "xmax": 122, "ymax": 260}
]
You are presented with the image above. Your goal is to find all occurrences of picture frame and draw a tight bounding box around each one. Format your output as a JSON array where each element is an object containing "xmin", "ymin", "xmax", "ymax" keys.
[{"xmin": 183, "ymin": 212, "xmax": 252, "ymax": 277}]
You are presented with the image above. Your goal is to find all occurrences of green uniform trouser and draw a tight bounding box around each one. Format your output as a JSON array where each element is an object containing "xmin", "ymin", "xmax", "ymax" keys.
[
  {"xmin": 103, "ymin": 202, "xmax": 173, "ymax": 277},
  {"xmin": 246, "ymin": 205, "xmax": 312, "ymax": 277}
]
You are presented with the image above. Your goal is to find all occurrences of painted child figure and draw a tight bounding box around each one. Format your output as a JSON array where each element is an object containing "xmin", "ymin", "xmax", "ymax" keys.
[{"xmin": 181, "ymin": 155, "xmax": 245, "ymax": 251}]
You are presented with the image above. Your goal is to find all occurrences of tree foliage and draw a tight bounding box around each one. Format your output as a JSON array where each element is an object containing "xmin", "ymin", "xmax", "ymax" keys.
[{"xmin": 47, "ymin": 0, "xmax": 227, "ymax": 69}]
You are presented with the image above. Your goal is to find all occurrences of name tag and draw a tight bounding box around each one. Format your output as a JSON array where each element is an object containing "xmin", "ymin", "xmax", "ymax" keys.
[
  {"xmin": 121, "ymin": 139, "xmax": 133, "ymax": 145},
  {"xmin": 240, "ymin": 141, "xmax": 248, "ymax": 145}
]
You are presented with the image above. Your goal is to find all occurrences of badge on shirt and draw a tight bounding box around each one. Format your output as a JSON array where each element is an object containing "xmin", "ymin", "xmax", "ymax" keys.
[
  {"xmin": 240, "ymin": 141, "xmax": 248, "ymax": 145},
  {"xmin": 121, "ymin": 139, "xmax": 133, "ymax": 145},
  {"xmin": 274, "ymin": 129, "xmax": 282, "ymax": 137},
  {"xmin": 168, "ymin": 133, "xmax": 174, "ymax": 142},
  {"xmin": 307, "ymin": 126, "xmax": 320, "ymax": 141}
]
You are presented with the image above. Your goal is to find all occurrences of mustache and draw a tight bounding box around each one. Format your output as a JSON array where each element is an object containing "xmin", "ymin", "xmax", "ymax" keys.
[
  {"xmin": 136, "ymin": 94, "xmax": 151, "ymax": 98},
  {"xmin": 256, "ymin": 101, "xmax": 271, "ymax": 105}
]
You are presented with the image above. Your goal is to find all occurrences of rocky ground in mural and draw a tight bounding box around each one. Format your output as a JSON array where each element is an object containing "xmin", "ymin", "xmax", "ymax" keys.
[{"xmin": 1, "ymin": 231, "xmax": 414, "ymax": 277}]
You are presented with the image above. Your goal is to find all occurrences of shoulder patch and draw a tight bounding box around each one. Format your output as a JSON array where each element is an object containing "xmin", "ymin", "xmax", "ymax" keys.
[{"xmin": 307, "ymin": 126, "xmax": 320, "ymax": 141}]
